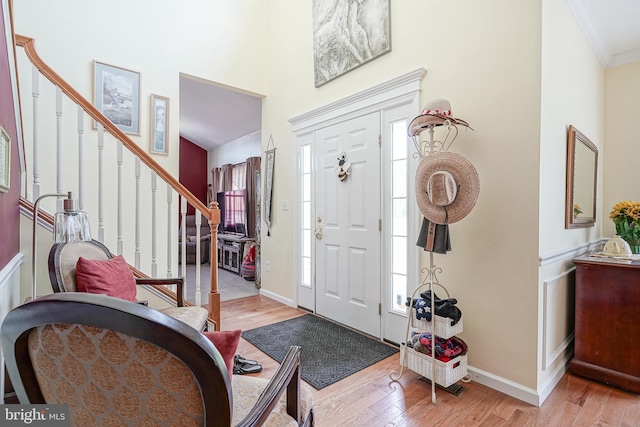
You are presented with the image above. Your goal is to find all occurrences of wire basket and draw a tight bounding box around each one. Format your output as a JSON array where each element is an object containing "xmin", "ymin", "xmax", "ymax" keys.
[
  {"xmin": 411, "ymin": 314, "xmax": 463, "ymax": 339},
  {"xmin": 400, "ymin": 344, "xmax": 468, "ymax": 388}
]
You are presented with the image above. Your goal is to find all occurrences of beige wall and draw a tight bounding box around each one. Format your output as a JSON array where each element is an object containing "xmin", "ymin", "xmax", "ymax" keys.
[
  {"xmin": 13, "ymin": 0, "xmax": 270, "ymax": 281},
  {"xmin": 538, "ymin": 0, "xmax": 605, "ymax": 395},
  {"xmin": 14, "ymin": 0, "xmax": 624, "ymax": 404},
  {"xmin": 13, "ymin": 0, "xmax": 270, "ymax": 181},
  {"xmin": 262, "ymin": 0, "xmax": 543, "ymax": 393},
  {"xmin": 540, "ymin": 0, "xmax": 604, "ymax": 254},
  {"xmin": 604, "ymin": 61, "xmax": 640, "ymax": 232}
]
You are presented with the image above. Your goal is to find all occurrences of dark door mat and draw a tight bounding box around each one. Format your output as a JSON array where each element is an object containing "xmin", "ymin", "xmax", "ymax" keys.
[{"xmin": 241, "ymin": 314, "xmax": 398, "ymax": 390}]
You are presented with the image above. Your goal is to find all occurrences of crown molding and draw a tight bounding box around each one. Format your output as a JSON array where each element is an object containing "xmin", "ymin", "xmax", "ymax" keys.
[
  {"xmin": 608, "ymin": 48, "xmax": 640, "ymax": 68},
  {"xmin": 566, "ymin": 0, "xmax": 611, "ymax": 67}
]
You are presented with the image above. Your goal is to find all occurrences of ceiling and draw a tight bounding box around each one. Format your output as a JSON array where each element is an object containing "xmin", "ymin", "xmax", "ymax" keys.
[
  {"xmin": 179, "ymin": 0, "xmax": 640, "ymax": 151},
  {"xmin": 179, "ymin": 75, "xmax": 262, "ymax": 151},
  {"xmin": 567, "ymin": 0, "xmax": 640, "ymax": 67}
]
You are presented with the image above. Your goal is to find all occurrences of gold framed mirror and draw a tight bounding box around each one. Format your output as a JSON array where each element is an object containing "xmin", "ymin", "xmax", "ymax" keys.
[{"xmin": 565, "ymin": 125, "xmax": 597, "ymax": 229}]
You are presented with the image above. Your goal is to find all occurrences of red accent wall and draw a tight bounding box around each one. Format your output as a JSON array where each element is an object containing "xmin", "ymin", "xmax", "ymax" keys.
[
  {"xmin": 0, "ymin": 4, "xmax": 21, "ymax": 267},
  {"xmin": 179, "ymin": 137, "xmax": 208, "ymax": 215}
]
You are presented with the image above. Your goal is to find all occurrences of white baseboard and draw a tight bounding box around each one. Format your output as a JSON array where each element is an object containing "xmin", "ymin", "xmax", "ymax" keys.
[
  {"xmin": 467, "ymin": 354, "xmax": 570, "ymax": 407},
  {"xmin": 467, "ymin": 366, "xmax": 540, "ymax": 406},
  {"xmin": 538, "ymin": 352, "xmax": 573, "ymax": 404},
  {"xmin": 259, "ymin": 284, "xmax": 572, "ymax": 407},
  {"xmin": 258, "ymin": 288, "xmax": 296, "ymax": 308}
]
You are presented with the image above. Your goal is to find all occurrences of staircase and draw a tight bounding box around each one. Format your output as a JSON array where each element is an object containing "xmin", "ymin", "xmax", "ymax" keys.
[{"xmin": 14, "ymin": 34, "xmax": 222, "ymax": 329}]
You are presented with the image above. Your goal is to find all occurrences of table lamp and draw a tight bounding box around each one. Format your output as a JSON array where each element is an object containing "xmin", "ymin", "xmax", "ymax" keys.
[{"xmin": 32, "ymin": 191, "xmax": 91, "ymax": 300}]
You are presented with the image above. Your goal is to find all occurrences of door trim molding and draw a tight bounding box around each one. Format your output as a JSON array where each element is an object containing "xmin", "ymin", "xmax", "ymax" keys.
[
  {"xmin": 290, "ymin": 69, "xmax": 426, "ymax": 338},
  {"xmin": 289, "ymin": 68, "xmax": 426, "ymax": 132}
]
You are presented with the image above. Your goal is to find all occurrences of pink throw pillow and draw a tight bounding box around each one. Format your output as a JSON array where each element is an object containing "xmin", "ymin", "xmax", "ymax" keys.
[
  {"xmin": 75, "ymin": 255, "xmax": 137, "ymax": 302},
  {"xmin": 203, "ymin": 329, "xmax": 242, "ymax": 378}
]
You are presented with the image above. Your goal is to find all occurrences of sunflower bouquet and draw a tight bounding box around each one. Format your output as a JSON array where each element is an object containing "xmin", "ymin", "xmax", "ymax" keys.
[
  {"xmin": 573, "ymin": 204, "xmax": 583, "ymax": 218},
  {"xmin": 609, "ymin": 201, "xmax": 640, "ymax": 252}
]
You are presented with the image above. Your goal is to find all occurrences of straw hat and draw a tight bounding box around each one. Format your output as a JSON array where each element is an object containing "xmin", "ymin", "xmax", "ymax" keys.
[
  {"xmin": 408, "ymin": 99, "xmax": 470, "ymax": 136},
  {"xmin": 415, "ymin": 152, "xmax": 479, "ymax": 225}
]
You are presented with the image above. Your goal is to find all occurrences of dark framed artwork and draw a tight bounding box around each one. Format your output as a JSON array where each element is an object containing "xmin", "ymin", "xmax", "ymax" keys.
[
  {"xmin": 150, "ymin": 94, "xmax": 170, "ymax": 155},
  {"xmin": 264, "ymin": 145, "xmax": 275, "ymax": 236},
  {"xmin": 312, "ymin": 0, "xmax": 391, "ymax": 87},
  {"xmin": 93, "ymin": 61, "xmax": 141, "ymax": 134},
  {"xmin": 0, "ymin": 126, "xmax": 10, "ymax": 192}
]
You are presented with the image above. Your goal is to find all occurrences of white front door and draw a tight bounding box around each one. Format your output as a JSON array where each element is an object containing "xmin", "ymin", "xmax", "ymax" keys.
[{"xmin": 314, "ymin": 112, "xmax": 381, "ymax": 337}]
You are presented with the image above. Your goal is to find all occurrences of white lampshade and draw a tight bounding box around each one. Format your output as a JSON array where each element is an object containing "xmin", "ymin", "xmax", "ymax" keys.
[{"xmin": 53, "ymin": 196, "xmax": 91, "ymax": 243}]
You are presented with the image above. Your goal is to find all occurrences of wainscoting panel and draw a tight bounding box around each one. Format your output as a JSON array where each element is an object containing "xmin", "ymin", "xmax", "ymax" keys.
[
  {"xmin": 542, "ymin": 268, "xmax": 575, "ymax": 371},
  {"xmin": 0, "ymin": 254, "xmax": 23, "ymax": 404}
]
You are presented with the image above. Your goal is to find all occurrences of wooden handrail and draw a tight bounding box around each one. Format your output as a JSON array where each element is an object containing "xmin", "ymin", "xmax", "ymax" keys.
[
  {"xmin": 15, "ymin": 34, "xmax": 210, "ymax": 218},
  {"xmin": 15, "ymin": 34, "xmax": 222, "ymax": 329}
]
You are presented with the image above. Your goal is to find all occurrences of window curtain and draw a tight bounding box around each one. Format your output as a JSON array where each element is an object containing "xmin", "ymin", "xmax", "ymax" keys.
[
  {"xmin": 245, "ymin": 157, "xmax": 261, "ymax": 238},
  {"xmin": 211, "ymin": 164, "xmax": 233, "ymax": 194},
  {"xmin": 211, "ymin": 159, "xmax": 260, "ymax": 238},
  {"xmin": 232, "ymin": 162, "xmax": 247, "ymax": 190},
  {"xmin": 221, "ymin": 164, "xmax": 234, "ymax": 191},
  {"xmin": 211, "ymin": 168, "xmax": 223, "ymax": 194}
]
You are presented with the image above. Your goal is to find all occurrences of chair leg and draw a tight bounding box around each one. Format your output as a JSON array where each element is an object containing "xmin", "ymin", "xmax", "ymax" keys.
[
  {"xmin": 300, "ymin": 408, "xmax": 314, "ymax": 427},
  {"xmin": 286, "ymin": 366, "xmax": 301, "ymax": 423}
]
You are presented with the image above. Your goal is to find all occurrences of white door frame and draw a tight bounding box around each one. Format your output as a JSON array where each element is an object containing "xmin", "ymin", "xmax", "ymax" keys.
[{"xmin": 290, "ymin": 68, "xmax": 425, "ymax": 342}]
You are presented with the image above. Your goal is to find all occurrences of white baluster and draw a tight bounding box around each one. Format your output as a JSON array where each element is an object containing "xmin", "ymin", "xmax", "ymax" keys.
[
  {"xmin": 31, "ymin": 65, "xmax": 40, "ymax": 200},
  {"xmin": 117, "ymin": 141, "xmax": 123, "ymax": 255},
  {"xmin": 77, "ymin": 106, "xmax": 85, "ymax": 210},
  {"xmin": 135, "ymin": 157, "xmax": 141, "ymax": 269},
  {"xmin": 151, "ymin": 171, "xmax": 157, "ymax": 277},
  {"xmin": 56, "ymin": 88, "xmax": 63, "ymax": 203},
  {"xmin": 166, "ymin": 185, "xmax": 173, "ymax": 278},
  {"xmin": 180, "ymin": 198, "xmax": 187, "ymax": 283},
  {"xmin": 97, "ymin": 123, "xmax": 104, "ymax": 243}
]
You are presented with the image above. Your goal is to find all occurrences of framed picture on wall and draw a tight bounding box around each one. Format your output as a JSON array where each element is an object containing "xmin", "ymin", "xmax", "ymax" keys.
[
  {"xmin": 93, "ymin": 61, "xmax": 141, "ymax": 134},
  {"xmin": 263, "ymin": 142, "xmax": 275, "ymax": 236},
  {"xmin": 0, "ymin": 126, "xmax": 10, "ymax": 193},
  {"xmin": 312, "ymin": 0, "xmax": 391, "ymax": 87},
  {"xmin": 150, "ymin": 94, "xmax": 170, "ymax": 155}
]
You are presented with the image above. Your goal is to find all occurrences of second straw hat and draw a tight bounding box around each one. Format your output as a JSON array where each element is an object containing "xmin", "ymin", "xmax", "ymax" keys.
[
  {"xmin": 408, "ymin": 98, "xmax": 470, "ymax": 136},
  {"xmin": 415, "ymin": 151, "xmax": 480, "ymax": 225}
]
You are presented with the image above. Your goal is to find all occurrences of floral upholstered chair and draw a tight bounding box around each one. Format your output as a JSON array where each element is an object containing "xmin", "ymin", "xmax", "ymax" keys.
[{"xmin": 0, "ymin": 293, "xmax": 314, "ymax": 426}]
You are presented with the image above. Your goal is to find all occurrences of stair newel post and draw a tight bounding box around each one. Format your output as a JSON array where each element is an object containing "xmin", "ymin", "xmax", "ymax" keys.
[
  {"xmin": 194, "ymin": 211, "xmax": 202, "ymax": 306},
  {"xmin": 208, "ymin": 201, "xmax": 222, "ymax": 330}
]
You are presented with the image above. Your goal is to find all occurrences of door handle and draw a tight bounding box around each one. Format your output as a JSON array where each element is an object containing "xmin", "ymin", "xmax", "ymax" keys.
[{"xmin": 314, "ymin": 216, "xmax": 323, "ymax": 240}]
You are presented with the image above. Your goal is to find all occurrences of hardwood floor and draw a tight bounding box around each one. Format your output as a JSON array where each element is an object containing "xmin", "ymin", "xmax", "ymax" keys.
[{"xmin": 222, "ymin": 295, "xmax": 640, "ymax": 427}]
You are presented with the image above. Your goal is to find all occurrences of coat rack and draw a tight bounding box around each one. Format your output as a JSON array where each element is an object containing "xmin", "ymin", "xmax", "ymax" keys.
[{"xmin": 390, "ymin": 117, "xmax": 472, "ymax": 404}]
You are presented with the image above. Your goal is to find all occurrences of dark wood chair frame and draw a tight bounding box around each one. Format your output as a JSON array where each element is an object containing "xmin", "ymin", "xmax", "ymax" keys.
[
  {"xmin": 1, "ymin": 293, "xmax": 304, "ymax": 427},
  {"xmin": 47, "ymin": 239, "xmax": 212, "ymax": 332},
  {"xmin": 48, "ymin": 239, "xmax": 187, "ymax": 306}
]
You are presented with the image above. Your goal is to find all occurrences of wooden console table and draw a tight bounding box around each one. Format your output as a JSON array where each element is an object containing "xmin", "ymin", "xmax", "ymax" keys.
[
  {"xmin": 570, "ymin": 254, "xmax": 640, "ymax": 393},
  {"xmin": 217, "ymin": 233, "xmax": 255, "ymax": 274}
]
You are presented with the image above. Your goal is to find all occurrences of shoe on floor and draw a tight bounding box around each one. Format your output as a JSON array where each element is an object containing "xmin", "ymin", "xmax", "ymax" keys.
[
  {"xmin": 233, "ymin": 354, "xmax": 263, "ymax": 375},
  {"xmin": 234, "ymin": 354, "xmax": 259, "ymax": 366}
]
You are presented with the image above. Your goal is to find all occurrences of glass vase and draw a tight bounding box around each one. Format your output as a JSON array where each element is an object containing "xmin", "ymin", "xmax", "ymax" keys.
[
  {"xmin": 625, "ymin": 239, "xmax": 640, "ymax": 254},
  {"xmin": 614, "ymin": 221, "xmax": 640, "ymax": 254}
]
